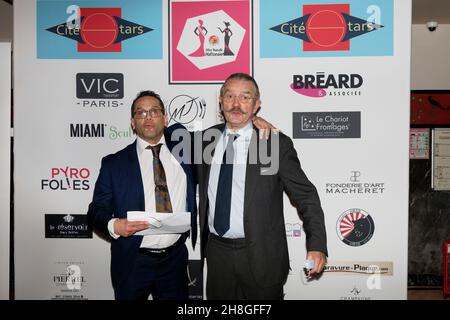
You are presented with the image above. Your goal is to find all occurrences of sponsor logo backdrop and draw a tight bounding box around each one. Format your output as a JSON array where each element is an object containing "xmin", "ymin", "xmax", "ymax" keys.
[{"xmin": 14, "ymin": 0, "xmax": 410, "ymax": 299}]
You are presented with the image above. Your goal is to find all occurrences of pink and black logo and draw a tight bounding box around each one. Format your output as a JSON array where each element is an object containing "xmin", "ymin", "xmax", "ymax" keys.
[
  {"xmin": 290, "ymin": 72, "xmax": 363, "ymax": 98},
  {"xmin": 41, "ymin": 167, "xmax": 90, "ymax": 191}
]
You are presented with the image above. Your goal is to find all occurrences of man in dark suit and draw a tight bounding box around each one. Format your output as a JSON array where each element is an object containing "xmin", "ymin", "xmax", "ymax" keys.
[
  {"xmin": 87, "ymin": 90, "xmax": 197, "ymax": 300},
  {"xmin": 197, "ymin": 73, "xmax": 328, "ymax": 300}
]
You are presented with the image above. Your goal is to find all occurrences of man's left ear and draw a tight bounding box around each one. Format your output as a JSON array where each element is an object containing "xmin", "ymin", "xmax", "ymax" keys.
[{"xmin": 164, "ymin": 113, "xmax": 169, "ymax": 127}]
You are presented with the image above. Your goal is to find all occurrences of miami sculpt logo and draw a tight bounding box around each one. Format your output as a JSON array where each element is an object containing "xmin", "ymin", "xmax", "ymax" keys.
[
  {"xmin": 271, "ymin": 3, "xmax": 383, "ymax": 52},
  {"xmin": 46, "ymin": 6, "xmax": 152, "ymax": 52}
]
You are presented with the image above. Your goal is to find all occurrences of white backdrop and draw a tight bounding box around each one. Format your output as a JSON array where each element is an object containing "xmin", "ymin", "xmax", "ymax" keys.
[
  {"xmin": 0, "ymin": 42, "xmax": 11, "ymax": 300},
  {"xmin": 14, "ymin": 0, "xmax": 410, "ymax": 299}
]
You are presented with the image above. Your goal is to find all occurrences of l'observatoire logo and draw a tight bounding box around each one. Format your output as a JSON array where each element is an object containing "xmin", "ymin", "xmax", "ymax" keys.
[
  {"xmin": 261, "ymin": 1, "xmax": 393, "ymax": 57},
  {"xmin": 37, "ymin": 0, "xmax": 162, "ymax": 59},
  {"xmin": 45, "ymin": 214, "xmax": 92, "ymax": 239},
  {"xmin": 337, "ymin": 208, "xmax": 374, "ymax": 247}
]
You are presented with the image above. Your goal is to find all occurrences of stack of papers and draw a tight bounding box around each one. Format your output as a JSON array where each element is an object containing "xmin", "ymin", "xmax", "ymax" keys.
[{"xmin": 127, "ymin": 211, "xmax": 191, "ymax": 235}]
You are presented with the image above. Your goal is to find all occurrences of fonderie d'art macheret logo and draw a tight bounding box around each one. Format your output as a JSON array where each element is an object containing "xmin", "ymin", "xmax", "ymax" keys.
[
  {"xmin": 270, "ymin": 3, "xmax": 383, "ymax": 52},
  {"xmin": 46, "ymin": 6, "xmax": 153, "ymax": 52}
]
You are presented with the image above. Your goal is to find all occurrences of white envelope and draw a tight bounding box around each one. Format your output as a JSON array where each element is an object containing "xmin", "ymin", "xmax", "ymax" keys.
[{"xmin": 127, "ymin": 211, "xmax": 191, "ymax": 235}]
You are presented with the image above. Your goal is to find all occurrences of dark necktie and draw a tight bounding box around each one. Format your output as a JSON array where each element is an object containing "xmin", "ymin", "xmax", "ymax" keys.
[
  {"xmin": 147, "ymin": 144, "xmax": 173, "ymax": 213},
  {"xmin": 214, "ymin": 134, "xmax": 239, "ymax": 236}
]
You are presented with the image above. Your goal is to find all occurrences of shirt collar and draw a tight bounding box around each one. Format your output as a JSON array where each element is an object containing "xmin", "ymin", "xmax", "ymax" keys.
[
  {"xmin": 225, "ymin": 122, "xmax": 253, "ymax": 140},
  {"xmin": 136, "ymin": 135, "xmax": 166, "ymax": 155}
]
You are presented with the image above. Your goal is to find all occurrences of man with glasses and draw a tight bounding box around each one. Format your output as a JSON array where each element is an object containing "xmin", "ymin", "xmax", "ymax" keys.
[
  {"xmin": 88, "ymin": 90, "xmax": 197, "ymax": 300},
  {"xmin": 196, "ymin": 73, "xmax": 328, "ymax": 300},
  {"xmin": 88, "ymin": 90, "xmax": 274, "ymax": 300}
]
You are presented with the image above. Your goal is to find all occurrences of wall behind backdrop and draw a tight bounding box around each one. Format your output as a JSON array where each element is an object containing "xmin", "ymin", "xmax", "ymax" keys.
[
  {"xmin": 14, "ymin": 0, "xmax": 411, "ymax": 299},
  {"xmin": 0, "ymin": 42, "xmax": 11, "ymax": 300}
]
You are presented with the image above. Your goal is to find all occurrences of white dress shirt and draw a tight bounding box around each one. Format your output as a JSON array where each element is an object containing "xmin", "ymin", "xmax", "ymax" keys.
[
  {"xmin": 108, "ymin": 135, "xmax": 187, "ymax": 249},
  {"xmin": 208, "ymin": 122, "xmax": 253, "ymax": 238}
]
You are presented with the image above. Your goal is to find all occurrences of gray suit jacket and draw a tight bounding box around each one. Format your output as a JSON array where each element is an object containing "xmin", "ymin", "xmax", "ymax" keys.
[{"xmin": 196, "ymin": 123, "xmax": 327, "ymax": 288}]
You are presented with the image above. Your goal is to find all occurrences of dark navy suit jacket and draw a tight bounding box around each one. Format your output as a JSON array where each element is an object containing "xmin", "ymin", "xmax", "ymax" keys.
[{"xmin": 87, "ymin": 124, "xmax": 197, "ymax": 291}]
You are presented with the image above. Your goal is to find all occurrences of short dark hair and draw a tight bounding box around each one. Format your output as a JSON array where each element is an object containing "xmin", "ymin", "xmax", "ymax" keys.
[
  {"xmin": 220, "ymin": 73, "xmax": 260, "ymax": 100},
  {"xmin": 131, "ymin": 90, "xmax": 165, "ymax": 117}
]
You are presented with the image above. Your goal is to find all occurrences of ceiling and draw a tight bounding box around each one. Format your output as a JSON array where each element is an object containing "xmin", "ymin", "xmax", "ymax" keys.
[
  {"xmin": 412, "ymin": 0, "xmax": 450, "ymax": 24},
  {"xmin": 1, "ymin": 0, "xmax": 450, "ymax": 24}
]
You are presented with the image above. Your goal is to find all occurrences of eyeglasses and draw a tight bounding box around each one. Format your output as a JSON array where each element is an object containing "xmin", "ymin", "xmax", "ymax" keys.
[
  {"xmin": 222, "ymin": 93, "xmax": 255, "ymax": 104},
  {"xmin": 134, "ymin": 108, "xmax": 164, "ymax": 119}
]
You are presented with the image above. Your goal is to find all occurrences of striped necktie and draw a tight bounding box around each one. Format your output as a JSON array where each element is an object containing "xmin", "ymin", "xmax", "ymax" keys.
[{"xmin": 147, "ymin": 144, "xmax": 172, "ymax": 213}]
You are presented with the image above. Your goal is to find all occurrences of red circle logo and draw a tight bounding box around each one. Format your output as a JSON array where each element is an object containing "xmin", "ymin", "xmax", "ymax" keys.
[
  {"xmin": 307, "ymin": 10, "xmax": 346, "ymax": 47},
  {"xmin": 81, "ymin": 13, "xmax": 118, "ymax": 49}
]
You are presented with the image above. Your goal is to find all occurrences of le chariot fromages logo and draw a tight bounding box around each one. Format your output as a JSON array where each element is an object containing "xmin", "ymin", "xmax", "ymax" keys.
[
  {"xmin": 261, "ymin": 0, "xmax": 393, "ymax": 57},
  {"xmin": 37, "ymin": 0, "xmax": 162, "ymax": 59},
  {"xmin": 293, "ymin": 112, "xmax": 361, "ymax": 139}
]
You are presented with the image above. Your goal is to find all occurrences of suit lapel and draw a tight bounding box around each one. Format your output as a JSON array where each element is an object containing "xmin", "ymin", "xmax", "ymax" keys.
[
  {"xmin": 127, "ymin": 141, "xmax": 145, "ymax": 211},
  {"xmin": 164, "ymin": 127, "xmax": 187, "ymax": 173},
  {"xmin": 203, "ymin": 124, "xmax": 226, "ymax": 191},
  {"xmin": 243, "ymin": 128, "xmax": 260, "ymax": 218}
]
